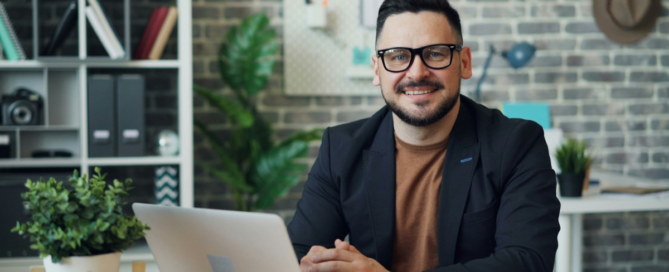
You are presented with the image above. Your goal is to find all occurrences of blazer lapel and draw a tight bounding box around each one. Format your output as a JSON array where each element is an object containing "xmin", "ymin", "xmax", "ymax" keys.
[
  {"xmin": 363, "ymin": 110, "xmax": 395, "ymax": 270},
  {"xmin": 437, "ymin": 98, "xmax": 481, "ymax": 266}
]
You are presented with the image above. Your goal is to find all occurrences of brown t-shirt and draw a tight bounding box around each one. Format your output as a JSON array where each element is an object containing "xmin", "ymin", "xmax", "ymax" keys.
[{"xmin": 391, "ymin": 133, "xmax": 448, "ymax": 272}]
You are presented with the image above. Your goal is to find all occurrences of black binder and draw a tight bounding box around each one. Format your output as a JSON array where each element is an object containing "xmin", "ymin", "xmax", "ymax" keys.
[
  {"xmin": 116, "ymin": 74, "xmax": 145, "ymax": 157},
  {"xmin": 87, "ymin": 75, "xmax": 115, "ymax": 157}
]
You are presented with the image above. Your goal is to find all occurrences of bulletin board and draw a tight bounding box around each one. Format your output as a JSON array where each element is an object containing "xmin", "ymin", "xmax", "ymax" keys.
[{"xmin": 283, "ymin": 0, "xmax": 381, "ymax": 96}]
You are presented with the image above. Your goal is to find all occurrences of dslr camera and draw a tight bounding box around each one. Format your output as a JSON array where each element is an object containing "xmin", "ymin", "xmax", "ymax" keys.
[{"xmin": 1, "ymin": 88, "xmax": 44, "ymax": 126}]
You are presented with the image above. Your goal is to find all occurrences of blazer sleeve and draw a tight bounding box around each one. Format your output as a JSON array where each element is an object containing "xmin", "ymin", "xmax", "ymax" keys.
[
  {"xmin": 427, "ymin": 121, "xmax": 561, "ymax": 272},
  {"xmin": 287, "ymin": 128, "xmax": 349, "ymax": 262}
]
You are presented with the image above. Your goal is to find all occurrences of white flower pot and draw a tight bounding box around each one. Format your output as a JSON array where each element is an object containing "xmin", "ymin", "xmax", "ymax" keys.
[{"xmin": 43, "ymin": 252, "xmax": 121, "ymax": 272}]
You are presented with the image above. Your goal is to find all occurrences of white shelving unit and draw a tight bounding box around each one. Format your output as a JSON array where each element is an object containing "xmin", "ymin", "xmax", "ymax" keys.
[{"xmin": 0, "ymin": 0, "xmax": 192, "ymax": 269}]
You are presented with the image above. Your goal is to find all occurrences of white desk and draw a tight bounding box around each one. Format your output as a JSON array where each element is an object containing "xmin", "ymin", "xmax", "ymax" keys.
[{"xmin": 555, "ymin": 171, "xmax": 669, "ymax": 272}]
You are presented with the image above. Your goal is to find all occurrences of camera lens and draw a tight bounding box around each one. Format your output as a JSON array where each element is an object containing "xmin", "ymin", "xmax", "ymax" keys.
[{"xmin": 9, "ymin": 101, "xmax": 34, "ymax": 125}]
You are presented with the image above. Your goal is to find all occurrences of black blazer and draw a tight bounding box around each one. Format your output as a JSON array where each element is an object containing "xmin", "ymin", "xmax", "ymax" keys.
[{"xmin": 287, "ymin": 95, "xmax": 560, "ymax": 272}]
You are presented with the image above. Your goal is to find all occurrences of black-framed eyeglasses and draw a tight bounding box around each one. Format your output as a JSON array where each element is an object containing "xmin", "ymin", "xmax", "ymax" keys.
[{"xmin": 377, "ymin": 44, "xmax": 463, "ymax": 72}]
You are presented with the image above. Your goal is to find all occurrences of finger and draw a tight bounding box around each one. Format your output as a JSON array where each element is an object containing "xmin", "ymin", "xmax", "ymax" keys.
[
  {"xmin": 313, "ymin": 248, "xmax": 357, "ymax": 263},
  {"xmin": 347, "ymin": 244, "xmax": 362, "ymax": 254},
  {"xmin": 310, "ymin": 260, "xmax": 352, "ymax": 272},
  {"xmin": 334, "ymin": 239, "xmax": 347, "ymax": 250},
  {"xmin": 302, "ymin": 246, "xmax": 327, "ymax": 266}
]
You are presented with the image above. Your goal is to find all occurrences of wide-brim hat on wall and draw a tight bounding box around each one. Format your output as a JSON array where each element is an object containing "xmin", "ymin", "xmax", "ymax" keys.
[{"xmin": 593, "ymin": 0, "xmax": 661, "ymax": 44}]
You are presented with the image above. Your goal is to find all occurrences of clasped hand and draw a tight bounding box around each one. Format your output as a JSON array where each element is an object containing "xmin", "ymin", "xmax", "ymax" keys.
[{"xmin": 300, "ymin": 239, "xmax": 388, "ymax": 272}]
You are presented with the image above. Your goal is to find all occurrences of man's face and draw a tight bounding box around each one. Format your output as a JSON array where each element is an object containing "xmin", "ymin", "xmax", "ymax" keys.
[{"xmin": 373, "ymin": 11, "xmax": 472, "ymax": 127}]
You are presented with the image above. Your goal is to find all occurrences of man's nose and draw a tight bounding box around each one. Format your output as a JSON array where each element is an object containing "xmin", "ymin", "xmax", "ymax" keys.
[{"xmin": 405, "ymin": 54, "xmax": 430, "ymax": 80}]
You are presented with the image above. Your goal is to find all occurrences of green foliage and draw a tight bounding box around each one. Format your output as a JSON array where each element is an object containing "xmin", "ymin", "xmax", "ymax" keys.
[
  {"xmin": 11, "ymin": 168, "xmax": 150, "ymax": 263},
  {"xmin": 555, "ymin": 138, "xmax": 592, "ymax": 174},
  {"xmin": 194, "ymin": 13, "xmax": 322, "ymax": 211}
]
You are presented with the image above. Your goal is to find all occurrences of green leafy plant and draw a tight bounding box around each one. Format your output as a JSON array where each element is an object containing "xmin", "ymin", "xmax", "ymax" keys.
[
  {"xmin": 11, "ymin": 168, "xmax": 150, "ymax": 263},
  {"xmin": 555, "ymin": 138, "xmax": 592, "ymax": 174},
  {"xmin": 194, "ymin": 13, "xmax": 322, "ymax": 211}
]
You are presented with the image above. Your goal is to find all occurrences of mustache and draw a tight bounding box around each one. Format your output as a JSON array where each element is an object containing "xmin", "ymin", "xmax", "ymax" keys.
[{"xmin": 395, "ymin": 80, "xmax": 445, "ymax": 93}]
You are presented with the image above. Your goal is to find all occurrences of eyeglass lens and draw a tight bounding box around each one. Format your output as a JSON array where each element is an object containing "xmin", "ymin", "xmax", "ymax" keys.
[{"xmin": 383, "ymin": 45, "xmax": 453, "ymax": 71}]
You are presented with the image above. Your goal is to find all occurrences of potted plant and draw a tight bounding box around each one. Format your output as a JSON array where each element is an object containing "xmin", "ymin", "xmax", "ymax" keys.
[
  {"xmin": 555, "ymin": 138, "xmax": 592, "ymax": 197},
  {"xmin": 194, "ymin": 13, "xmax": 322, "ymax": 211},
  {"xmin": 11, "ymin": 167, "xmax": 150, "ymax": 272}
]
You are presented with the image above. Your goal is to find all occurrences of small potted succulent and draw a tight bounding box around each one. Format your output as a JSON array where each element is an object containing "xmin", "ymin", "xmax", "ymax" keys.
[
  {"xmin": 555, "ymin": 138, "xmax": 592, "ymax": 197},
  {"xmin": 11, "ymin": 167, "xmax": 150, "ymax": 272}
]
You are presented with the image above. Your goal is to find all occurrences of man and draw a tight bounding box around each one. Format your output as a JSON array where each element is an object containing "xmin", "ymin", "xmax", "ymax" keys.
[{"xmin": 287, "ymin": 0, "xmax": 561, "ymax": 271}]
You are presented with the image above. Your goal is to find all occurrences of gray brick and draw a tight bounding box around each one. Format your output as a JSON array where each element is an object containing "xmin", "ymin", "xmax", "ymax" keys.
[
  {"xmin": 205, "ymin": 25, "xmax": 231, "ymax": 38},
  {"xmin": 584, "ymin": 215, "xmax": 603, "ymax": 231},
  {"xmin": 611, "ymin": 87, "xmax": 654, "ymax": 99},
  {"xmin": 534, "ymin": 39, "xmax": 576, "ymax": 50},
  {"xmin": 550, "ymin": 105, "xmax": 578, "ymax": 116},
  {"xmin": 630, "ymin": 72, "xmax": 669, "ymax": 83},
  {"xmin": 193, "ymin": 6, "xmax": 220, "ymax": 19},
  {"xmin": 629, "ymin": 136, "xmax": 669, "ymax": 147},
  {"xmin": 260, "ymin": 111, "xmax": 279, "ymax": 124},
  {"xmin": 194, "ymin": 112, "xmax": 227, "ymax": 125},
  {"xmin": 453, "ymin": 6, "xmax": 477, "ymax": 19},
  {"xmin": 567, "ymin": 55, "xmax": 610, "ymax": 66},
  {"xmin": 565, "ymin": 22, "xmax": 600, "ymax": 33},
  {"xmin": 662, "ymin": 22, "xmax": 669, "ymax": 34},
  {"xmin": 584, "ymin": 137, "xmax": 625, "ymax": 148},
  {"xmin": 531, "ymin": 5, "xmax": 576, "ymax": 17},
  {"xmin": 483, "ymin": 74, "xmax": 530, "ymax": 85},
  {"xmin": 605, "ymin": 152, "xmax": 649, "ymax": 164},
  {"xmin": 464, "ymin": 41, "xmax": 479, "ymax": 52},
  {"xmin": 583, "ymin": 250, "xmax": 608, "ymax": 263},
  {"xmin": 559, "ymin": 121, "xmax": 600, "ymax": 133},
  {"xmin": 350, "ymin": 97, "xmax": 363, "ymax": 105},
  {"xmin": 581, "ymin": 39, "xmax": 623, "ymax": 50},
  {"xmin": 478, "ymin": 90, "xmax": 510, "ymax": 102},
  {"xmin": 526, "ymin": 56, "xmax": 562, "ymax": 67},
  {"xmin": 651, "ymin": 119, "xmax": 669, "ymax": 130},
  {"xmin": 284, "ymin": 111, "xmax": 331, "ymax": 124},
  {"xmin": 660, "ymin": 249, "xmax": 669, "ymax": 260},
  {"xmin": 628, "ymin": 232, "xmax": 667, "ymax": 245},
  {"xmin": 316, "ymin": 97, "xmax": 345, "ymax": 106},
  {"xmin": 604, "ymin": 120, "xmax": 647, "ymax": 132},
  {"xmin": 627, "ymin": 38, "xmax": 669, "ymax": 49},
  {"xmin": 629, "ymin": 103, "xmax": 669, "ymax": 115},
  {"xmin": 584, "ymin": 233, "xmax": 625, "ymax": 246},
  {"xmin": 631, "ymin": 265, "xmax": 669, "ymax": 272},
  {"xmin": 518, "ymin": 22, "xmax": 560, "ymax": 34},
  {"xmin": 336, "ymin": 111, "xmax": 376, "ymax": 123},
  {"xmin": 224, "ymin": 6, "xmax": 274, "ymax": 20},
  {"xmin": 469, "ymin": 23, "xmax": 512, "ymax": 36},
  {"xmin": 662, "ymin": 55, "xmax": 669, "ymax": 67},
  {"xmin": 515, "ymin": 89, "xmax": 557, "ymax": 101},
  {"xmin": 611, "ymin": 249, "xmax": 653, "ymax": 262},
  {"xmin": 583, "ymin": 104, "xmax": 625, "ymax": 116},
  {"xmin": 628, "ymin": 168, "xmax": 669, "ymax": 179},
  {"xmin": 564, "ymin": 88, "xmax": 604, "ymax": 100},
  {"xmin": 535, "ymin": 72, "xmax": 578, "ymax": 83},
  {"xmin": 481, "ymin": 6, "xmax": 525, "ymax": 17},
  {"xmin": 658, "ymin": 87, "xmax": 669, "ymax": 98},
  {"xmin": 262, "ymin": 95, "xmax": 310, "ymax": 107},
  {"xmin": 614, "ymin": 54, "xmax": 658, "ymax": 66},
  {"xmin": 652, "ymin": 152, "xmax": 669, "ymax": 163},
  {"xmin": 583, "ymin": 72, "xmax": 626, "ymax": 82}
]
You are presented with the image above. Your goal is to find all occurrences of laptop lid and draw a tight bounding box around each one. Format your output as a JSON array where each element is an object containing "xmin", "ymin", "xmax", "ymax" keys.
[{"xmin": 132, "ymin": 203, "xmax": 300, "ymax": 272}]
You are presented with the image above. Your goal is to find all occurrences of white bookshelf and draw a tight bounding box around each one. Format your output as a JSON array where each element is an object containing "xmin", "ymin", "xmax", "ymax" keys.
[{"xmin": 0, "ymin": 0, "xmax": 192, "ymax": 268}]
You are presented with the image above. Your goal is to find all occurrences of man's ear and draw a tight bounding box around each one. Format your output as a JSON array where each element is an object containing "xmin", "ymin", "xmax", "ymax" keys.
[
  {"xmin": 460, "ymin": 46, "xmax": 473, "ymax": 80},
  {"xmin": 372, "ymin": 56, "xmax": 381, "ymax": 86}
]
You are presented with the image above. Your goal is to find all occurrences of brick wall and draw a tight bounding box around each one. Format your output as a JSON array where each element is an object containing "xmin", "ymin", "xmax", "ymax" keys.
[{"xmin": 192, "ymin": 0, "xmax": 669, "ymax": 270}]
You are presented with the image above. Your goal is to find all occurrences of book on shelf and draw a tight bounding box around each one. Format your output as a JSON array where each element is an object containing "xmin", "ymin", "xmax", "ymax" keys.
[
  {"xmin": 134, "ymin": 7, "xmax": 169, "ymax": 60},
  {"xmin": 148, "ymin": 6, "xmax": 177, "ymax": 60},
  {"xmin": 87, "ymin": 0, "xmax": 125, "ymax": 58},
  {"xmin": 41, "ymin": 0, "xmax": 78, "ymax": 56},
  {"xmin": 0, "ymin": 2, "xmax": 26, "ymax": 61},
  {"xmin": 86, "ymin": 6, "xmax": 122, "ymax": 59}
]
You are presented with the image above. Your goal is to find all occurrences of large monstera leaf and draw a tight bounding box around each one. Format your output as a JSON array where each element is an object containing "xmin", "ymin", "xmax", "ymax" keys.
[{"xmin": 219, "ymin": 13, "xmax": 278, "ymax": 97}]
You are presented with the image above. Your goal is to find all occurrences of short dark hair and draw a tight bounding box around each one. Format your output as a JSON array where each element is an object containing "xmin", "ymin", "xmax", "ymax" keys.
[{"xmin": 375, "ymin": 0, "xmax": 463, "ymax": 47}]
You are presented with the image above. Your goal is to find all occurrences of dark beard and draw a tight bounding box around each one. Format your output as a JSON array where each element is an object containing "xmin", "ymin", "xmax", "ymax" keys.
[{"xmin": 382, "ymin": 79, "xmax": 459, "ymax": 127}]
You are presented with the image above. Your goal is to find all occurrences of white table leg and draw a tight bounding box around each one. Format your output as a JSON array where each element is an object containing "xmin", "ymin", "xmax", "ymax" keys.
[
  {"xmin": 571, "ymin": 214, "xmax": 583, "ymax": 272},
  {"xmin": 556, "ymin": 214, "xmax": 571, "ymax": 272}
]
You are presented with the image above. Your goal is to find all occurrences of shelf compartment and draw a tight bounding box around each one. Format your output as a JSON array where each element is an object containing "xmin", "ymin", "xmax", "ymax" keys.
[
  {"xmin": 35, "ymin": 0, "xmax": 79, "ymax": 59},
  {"xmin": 19, "ymin": 130, "xmax": 79, "ymax": 159},
  {"xmin": 85, "ymin": 0, "xmax": 130, "ymax": 60},
  {"xmin": 47, "ymin": 69, "xmax": 80, "ymax": 126}
]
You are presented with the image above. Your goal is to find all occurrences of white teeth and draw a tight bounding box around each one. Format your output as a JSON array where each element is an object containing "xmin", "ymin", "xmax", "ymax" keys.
[{"xmin": 405, "ymin": 90, "xmax": 434, "ymax": 95}]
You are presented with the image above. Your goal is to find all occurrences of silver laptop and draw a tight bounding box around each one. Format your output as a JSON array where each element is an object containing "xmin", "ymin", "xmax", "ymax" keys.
[{"xmin": 133, "ymin": 203, "xmax": 301, "ymax": 272}]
